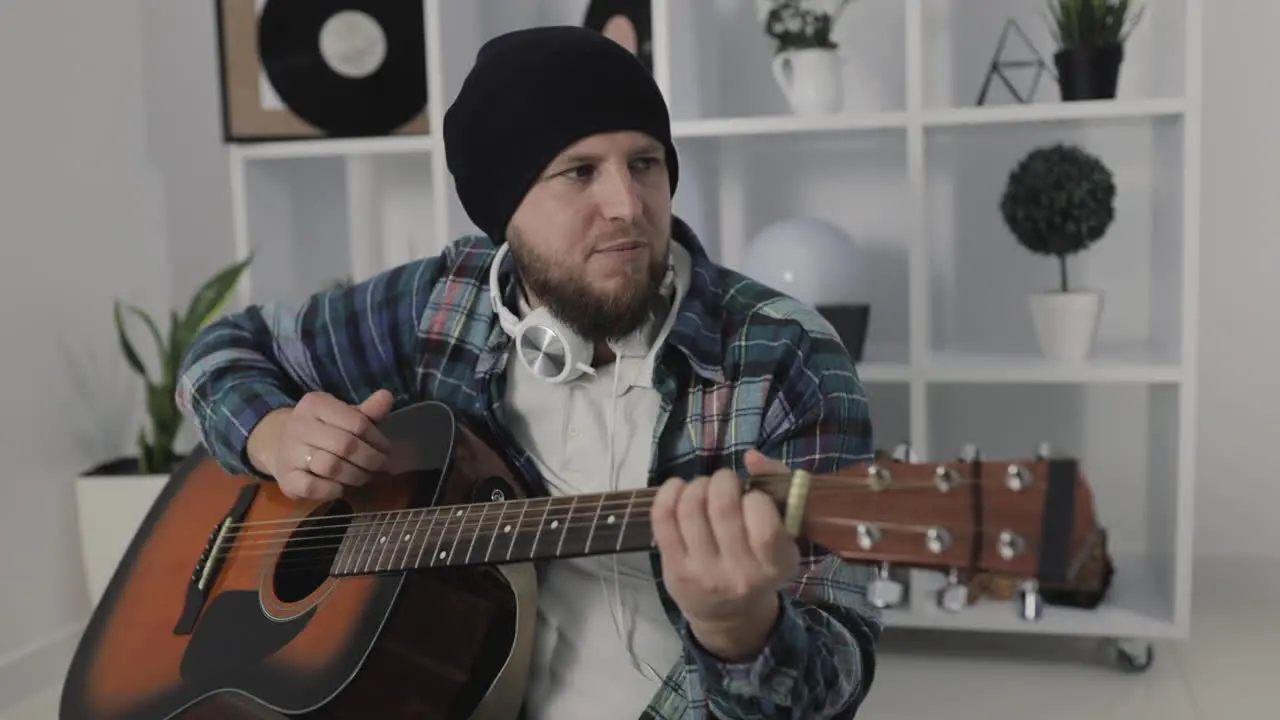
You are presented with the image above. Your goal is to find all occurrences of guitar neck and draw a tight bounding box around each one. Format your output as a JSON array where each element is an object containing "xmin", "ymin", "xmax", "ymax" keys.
[{"xmin": 330, "ymin": 489, "xmax": 659, "ymax": 577}]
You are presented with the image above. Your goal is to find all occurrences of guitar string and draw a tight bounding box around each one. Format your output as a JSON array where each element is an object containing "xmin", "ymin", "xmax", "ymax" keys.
[
  {"xmin": 211, "ymin": 518, "xmax": 1053, "ymax": 573},
  {"xmin": 220, "ymin": 474, "xmax": 1031, "ymax": 536},
  {"xmin": 216, "ymin": 480, "xmax": 1038, "ymax": 546},
  {"xmin": 222, "ymin": 513, "xmax": 1053, "ymax": 556}
]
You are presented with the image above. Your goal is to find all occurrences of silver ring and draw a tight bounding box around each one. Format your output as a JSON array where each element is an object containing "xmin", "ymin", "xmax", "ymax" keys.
[{"xmin": 305, "ymin": 450, "xmax": 313, "ymax": 473}]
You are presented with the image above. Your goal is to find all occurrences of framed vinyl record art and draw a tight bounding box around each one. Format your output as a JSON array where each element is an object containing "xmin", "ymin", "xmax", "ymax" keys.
[{"xmin": 215, "ymin": 0, "xmax": 429, "ymax": 142}]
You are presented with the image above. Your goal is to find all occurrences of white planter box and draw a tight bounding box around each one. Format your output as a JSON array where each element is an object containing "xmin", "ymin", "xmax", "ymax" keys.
[{"xmin": 74, "ymin": 473, "xmax": 168, "ymax": 607}]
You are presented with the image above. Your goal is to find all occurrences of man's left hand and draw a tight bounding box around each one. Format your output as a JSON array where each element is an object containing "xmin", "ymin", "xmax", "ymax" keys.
[{"xmin": 650, "ymin": 449, "xmax": 802, "ymax": 662}]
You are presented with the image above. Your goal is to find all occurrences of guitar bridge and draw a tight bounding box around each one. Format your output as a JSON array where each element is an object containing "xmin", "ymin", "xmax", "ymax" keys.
[{"xmin": 173, "ymin": 483, "xmax": 259, "ymax": 636}]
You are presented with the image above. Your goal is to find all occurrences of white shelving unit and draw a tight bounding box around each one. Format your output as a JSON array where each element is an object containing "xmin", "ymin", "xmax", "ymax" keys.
[{"xmin": 225, "ymin": 0, "xmax": 1201, "ymax": 667}]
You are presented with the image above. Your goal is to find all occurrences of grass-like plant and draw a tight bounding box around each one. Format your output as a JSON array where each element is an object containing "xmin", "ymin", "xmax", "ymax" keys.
[
  {"xmin": 1045, "ymin": 0, "xmax": 1145, "ymax": 49},
  {"xmin": 113, "ymin": 255, "xmax": 251, "ymax": 473}
]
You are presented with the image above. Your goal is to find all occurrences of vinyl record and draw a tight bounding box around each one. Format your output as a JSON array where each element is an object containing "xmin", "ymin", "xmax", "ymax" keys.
[
  {"xmin": 583, "ymin": 0, "xmax": 652, "ymax": 74},
  {"xmin": 257, "ymin": 0, "xmax": 426, "ymax": 137}
]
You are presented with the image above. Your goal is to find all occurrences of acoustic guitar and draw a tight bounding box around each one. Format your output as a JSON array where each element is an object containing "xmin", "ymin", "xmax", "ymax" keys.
[{"xmin": 59, "ymin": 399, "xmax": 1103, "ymax": 719}]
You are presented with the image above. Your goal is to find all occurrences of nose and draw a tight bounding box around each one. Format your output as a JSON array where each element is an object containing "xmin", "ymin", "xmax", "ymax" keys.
[{"xmin": 594, "ymin": 162, "xmax": 643, "ymax": 221}]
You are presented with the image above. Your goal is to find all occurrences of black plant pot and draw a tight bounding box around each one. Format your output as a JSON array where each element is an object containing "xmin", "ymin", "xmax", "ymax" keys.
[
  {"xmin": 816, "ymin": 303, "xmax": 870, "ymax": 363},
  {"xmin": 1054, "ymin": 44, "xmax": 1124, "ymax": 101}
]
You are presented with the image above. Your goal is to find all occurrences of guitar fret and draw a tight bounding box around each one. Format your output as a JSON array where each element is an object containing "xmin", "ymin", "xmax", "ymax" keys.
[
  {"xmin": 528, "ymin": 499, "xmax": 554, "ymax": 559},
  {"xmin": 333, "ymin": 518, "xmax": 356, "ymax": 575},
  {"xmin": 391, "ymin": 509, "xmax": 426, "ymax": 571},
  {"xmin": 430, "ymin": 506, "xmax": 462, "ymax": 567},
  {"xmin": 582, "ymin": 493, "xmax": 607, "ymax": 556},
  {"xmin": 373, "ymin": 511, "xmax": 399, "ymax": 573},
  {"xmin": 385, "ymin": 510, "xmax": 415, "ymax": 572},
  {"xmin": 554, "ymin": 496, "xmax": 577, "ymax": 557},
  {"xmin": 360, "ymin": 511, "xmax": 389, "ymax": 574},
  {"xmin": 504, "ymin": 501, "xmax": 531, "ymax": 561},
  {"xmin": 444, "ymin": 505, "xmax": 472, "ymax": 565},
  {"xmin": 412, "ymin": 506, "xmax": 441, "ymax": 570},
  {"xmin": 616, "ymin": 490, "xmax": 637, "ymax": 552},
  {"xmin": 482, "ymin": 500, "xmax": 504, "ymax": 563},
  {"xmin": 464, "ymin": 502, "xmax": 490, "ymax": 565}
]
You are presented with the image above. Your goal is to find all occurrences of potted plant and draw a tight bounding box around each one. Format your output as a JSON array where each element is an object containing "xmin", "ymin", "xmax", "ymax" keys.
[
  {"xmin": 75, "ymin": 255, "xmax": 251, "ymax": 605},
  {"xmin": 762, "ymin": 0, "xmax": 856, "ymax": 115},
  {"xmin": 999, "ymin": 143, "xmax": 1116, "ymax": 361},
  {"xmin": 1045, "ymin": 0, "xmax": 1145, "ymax": 101}
]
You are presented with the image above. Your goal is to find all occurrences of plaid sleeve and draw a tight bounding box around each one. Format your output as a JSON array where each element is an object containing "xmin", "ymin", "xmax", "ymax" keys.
[
  {"xmin": 175, "ymin": 254, "xmax": 448, "ymax": 477},
  {"xmin": 685, "ymin": 309, "xmax": 882, "ymax": 720}
]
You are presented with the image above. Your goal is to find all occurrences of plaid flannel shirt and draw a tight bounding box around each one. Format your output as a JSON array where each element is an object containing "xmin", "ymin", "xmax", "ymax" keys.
[{"xmin": 177, "ymin": 218, "xmax": 882, "ymax": 719}]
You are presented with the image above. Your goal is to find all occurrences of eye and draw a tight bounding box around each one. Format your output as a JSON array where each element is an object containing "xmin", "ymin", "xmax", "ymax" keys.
[
  {"xmin": 560, "ymin": 164, "xmax": 595, "ymax": 182},
  {"xmin": 631, "ymin": 156, "xmax": 661, "ymax": 172}
]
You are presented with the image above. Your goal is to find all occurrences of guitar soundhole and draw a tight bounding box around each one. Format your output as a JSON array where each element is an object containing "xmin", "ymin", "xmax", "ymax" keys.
[{"xmin": 273, "ymin": 499, "xmax": 353, "ymax": 604}]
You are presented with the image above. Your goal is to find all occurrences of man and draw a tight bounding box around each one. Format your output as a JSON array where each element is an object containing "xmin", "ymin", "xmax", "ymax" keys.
[{"xmin": 176, "ymin": 25, "xmax": 880, "ymax": 720}]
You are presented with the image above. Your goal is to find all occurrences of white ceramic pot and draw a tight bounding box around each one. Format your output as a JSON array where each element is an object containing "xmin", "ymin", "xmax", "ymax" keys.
[
  {"xmin": 1028, "ymin": 291, "xmax": 1103, "ymax": 361},
  {"xmin": 74, "ymin": 473, "xmax": 168, "ymax": 606},
  {"xmin": 771, "ymin": 47, "xmax": 844, "ymax": 116}
]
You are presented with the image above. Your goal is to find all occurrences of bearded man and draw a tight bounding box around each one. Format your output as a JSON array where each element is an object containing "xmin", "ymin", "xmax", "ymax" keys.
[{"xmin": 177, "ymin": 24, "xmax": 881, "ymax": 720}]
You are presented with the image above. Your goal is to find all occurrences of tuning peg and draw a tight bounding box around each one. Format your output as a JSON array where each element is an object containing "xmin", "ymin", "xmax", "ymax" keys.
[
  {"xmin": 1016, "ymin": 579, "xmax": 1044, "ymax": 621},
  {"xmin": 867, "ymin": 563, "xmax": 905, "ymax": 609},
  {"xmin": 1005, "ymin": 463, "xmax": 1033, "ymax": 492},
  {"xmin": 891, "ymin": 441, "xmax": 920, "ymax": 463},
  {"xmin": 866, "ymin": 463, "xmax": 892, "ymax": 491},
  {"xmin": 933, "ymin": 464, "xmax": 960, "ymax": 492},
  {"xmin": 997, "ymin": 530, "xmax": 1027, "ymax": 560},
  {"xmin": 856, "ymin": 523, "xmax": 883, "ymax": 551},
  {"xmin": 936, "ymin": 568, "xmax": 968, "ymax": 612},
  {"xmin": 1036, "ymin": 441, "xmax": 1052, "ymax": 460},
  {"xmin": 957, "ymin": 443, "xmax": 980, "ymax": 462}
]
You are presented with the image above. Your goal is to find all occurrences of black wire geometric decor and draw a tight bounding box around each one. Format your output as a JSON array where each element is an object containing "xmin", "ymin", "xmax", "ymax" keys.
[{"xmin": 975, "ymin": 18, "xmax": 1056, "ymax": 105}]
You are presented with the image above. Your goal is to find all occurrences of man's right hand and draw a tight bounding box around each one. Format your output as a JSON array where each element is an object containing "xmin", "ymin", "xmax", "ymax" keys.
[{"xmin": 248, "ymin": 389, "xmax": 395, "ymax": 500}]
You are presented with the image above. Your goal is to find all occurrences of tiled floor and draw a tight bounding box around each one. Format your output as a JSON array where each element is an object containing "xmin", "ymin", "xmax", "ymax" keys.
[{"xmin": 7, "ymin": 558, "xmax": 1276, "ymax": 719}]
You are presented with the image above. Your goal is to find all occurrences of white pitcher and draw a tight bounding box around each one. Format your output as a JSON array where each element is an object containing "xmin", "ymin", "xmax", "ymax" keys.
[{"xmin": 771, "ymin": 47, "xmax": 844, "ymax": 116}]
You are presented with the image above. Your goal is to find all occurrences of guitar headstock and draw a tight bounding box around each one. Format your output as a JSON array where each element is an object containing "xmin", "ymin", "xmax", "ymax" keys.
[{"xmin": 794, "ymin": 442, "xmax": 1102, "ymax": 619}]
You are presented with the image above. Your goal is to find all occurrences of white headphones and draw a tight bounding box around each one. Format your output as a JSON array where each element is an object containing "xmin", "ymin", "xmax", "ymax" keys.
[
  {"xmin": 488, "ymin": 242, "xmax": 597, "ymax": 383},
  {"xmin": 488, "ymin": 241, "xmax": 676, "ymax": 384}
]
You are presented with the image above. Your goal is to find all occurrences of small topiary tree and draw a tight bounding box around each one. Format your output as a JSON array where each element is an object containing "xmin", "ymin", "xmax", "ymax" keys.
[{"xmin": 999, "ymin": 142, "xmax": 1116, "ymax": 292}]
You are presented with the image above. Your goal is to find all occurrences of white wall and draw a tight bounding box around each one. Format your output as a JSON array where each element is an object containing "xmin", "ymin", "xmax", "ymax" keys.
[
  {"xmin": 0, "ymin": 0, "xmax": 1273, "ymax": 705},
  {"xmin": 0, "ymin": 0, "xmax": 230, "ymax": 701},
  {"xmin": 1194, "ymin": 0, "xmax": 1280, "ymax": 559}
]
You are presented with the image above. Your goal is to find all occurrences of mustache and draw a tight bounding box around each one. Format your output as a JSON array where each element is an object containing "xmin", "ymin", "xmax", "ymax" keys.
[{"xmin": 592, "ymin": 223, "xmax": 652, "ymax": 245}]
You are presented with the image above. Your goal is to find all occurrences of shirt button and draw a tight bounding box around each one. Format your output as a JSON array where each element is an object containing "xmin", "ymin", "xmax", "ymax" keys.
[{"xmin": 567, "ymin": 425, "xmax": 579, "ymax": 438}]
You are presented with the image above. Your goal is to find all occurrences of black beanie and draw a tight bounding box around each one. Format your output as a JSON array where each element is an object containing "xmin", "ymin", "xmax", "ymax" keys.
[{"xmin": 443, "ymin": 25, "xmax": 679, "ymax": 243}]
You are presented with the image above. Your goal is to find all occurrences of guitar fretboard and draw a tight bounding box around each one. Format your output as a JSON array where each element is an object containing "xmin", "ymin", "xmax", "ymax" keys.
[{"xmin": 329, "ymin": 491, "xmax": 656, "ymax": 576}]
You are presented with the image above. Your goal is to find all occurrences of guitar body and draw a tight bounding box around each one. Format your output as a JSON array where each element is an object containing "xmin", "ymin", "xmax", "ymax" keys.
[{"xmin": 61, "ymin": 401, "xmax": 539, "ymax": 720}]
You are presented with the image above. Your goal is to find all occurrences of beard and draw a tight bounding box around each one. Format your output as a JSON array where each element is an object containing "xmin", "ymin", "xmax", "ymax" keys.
[{"xmin": 508, "ymin": 233, "xmax": 668, "ymax": 345}]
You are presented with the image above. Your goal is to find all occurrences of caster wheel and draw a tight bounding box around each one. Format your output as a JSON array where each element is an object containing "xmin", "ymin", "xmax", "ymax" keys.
[{"xmin": 1106, "ymin": 638, "xmax": 1153, "ymax": 674}]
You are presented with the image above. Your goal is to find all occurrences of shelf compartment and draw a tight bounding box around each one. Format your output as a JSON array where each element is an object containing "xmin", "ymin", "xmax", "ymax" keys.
[
  {"xmin": 664, "ymin": 0, "xmax": 906, "ymax": 122},
  {"xmin": 236, "ymin": 153, "xmax": 441, "ymax": 305},
  {"xmin": 883, "ymin": 381, "xmax": 1185, "ymax": 637},
  {"xmin": 674, "ymin": 127, "xmax": 910, "ymax": 367},
  {"xmin": 923, "ymin": 346, "xmax": 1182, "ymax": 384},
  {"xmin": 884, "ymin": 552, "xmax": 1178, "ymax": 638},
  {"xmin": 862, "ymin": 381, "xmax": 912, "ymax": 451},
  {"xmin": 921, "ymin": 0, "xmax": 1187, "ymax": 110},
  {"xmin": 924, "ymin": 115, "xmax": 1186, "ymax": 366}
]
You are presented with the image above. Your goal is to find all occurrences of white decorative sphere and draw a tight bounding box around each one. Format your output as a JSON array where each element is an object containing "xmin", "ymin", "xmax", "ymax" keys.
[{"xmin": 742, "ymin": 217, "xmax": 868, "ymax": 307}]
